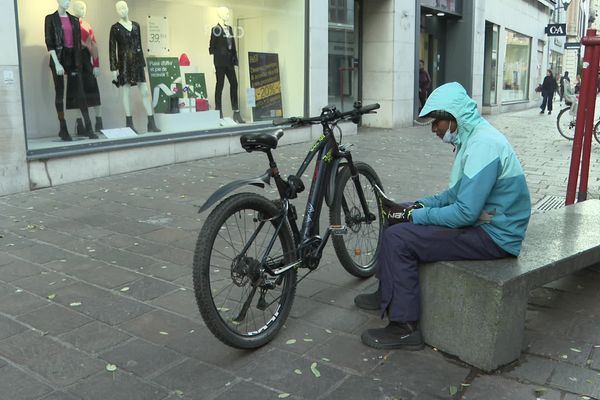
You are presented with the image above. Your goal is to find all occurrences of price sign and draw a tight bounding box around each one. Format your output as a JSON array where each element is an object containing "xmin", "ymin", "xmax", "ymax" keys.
[{"xmin": 147, "ymin": 16, "xmax": 169, "ymax": 55}]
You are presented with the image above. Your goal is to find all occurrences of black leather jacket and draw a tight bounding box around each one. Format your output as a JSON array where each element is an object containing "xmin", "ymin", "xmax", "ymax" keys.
[{"xmin": 44, "ymin": 11, "xmax": 81, "ymax": 68}]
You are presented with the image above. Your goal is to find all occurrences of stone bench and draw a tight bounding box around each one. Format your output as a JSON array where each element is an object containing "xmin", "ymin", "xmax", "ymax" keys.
[{"xmin": 420, "ymin": 199, "xmax": 600, "ymax": 371}]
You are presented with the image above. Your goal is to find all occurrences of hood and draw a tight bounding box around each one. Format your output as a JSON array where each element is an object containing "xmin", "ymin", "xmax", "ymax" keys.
[{"xmin": 418, "ymin": 82, "xmax": 482, "ymax": 146}]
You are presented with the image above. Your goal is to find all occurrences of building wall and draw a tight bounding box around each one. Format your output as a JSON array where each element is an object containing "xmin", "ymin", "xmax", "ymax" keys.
[{"xmin": 0, "ymin": 0, "xmax": 29, "ymax": 195}]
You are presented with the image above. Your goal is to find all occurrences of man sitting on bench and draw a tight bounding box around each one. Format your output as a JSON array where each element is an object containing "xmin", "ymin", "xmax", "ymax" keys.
[{"xmin": 356, "ymin": 82, "xmax": 532, "ymax": 350}]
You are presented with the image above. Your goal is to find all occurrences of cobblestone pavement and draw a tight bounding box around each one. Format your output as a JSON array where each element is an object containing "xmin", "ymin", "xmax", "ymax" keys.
[{"xmin": 1, "ymin": 104, "xmax": 600, "ymax": 400}]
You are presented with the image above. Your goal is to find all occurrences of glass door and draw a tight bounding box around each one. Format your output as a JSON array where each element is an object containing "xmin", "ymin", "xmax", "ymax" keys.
[{"xmin": 483, "ymin": 22, "xmax": 499, "ymax": 105}]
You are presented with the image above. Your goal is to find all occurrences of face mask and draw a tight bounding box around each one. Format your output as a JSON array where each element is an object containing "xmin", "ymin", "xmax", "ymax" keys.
[{"xmin": 442, "ymin": 125, "xmax": 457, "ymax": 144}]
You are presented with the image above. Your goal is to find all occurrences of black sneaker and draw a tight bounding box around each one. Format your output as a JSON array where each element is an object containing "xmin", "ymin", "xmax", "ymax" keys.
[
  {"xmin": 354, "ymin": 287, "xmax": 381, "ymax": 310},
  {"xmin": 361, "ymin": 321, "xmax": 424, "ymax": 350}
]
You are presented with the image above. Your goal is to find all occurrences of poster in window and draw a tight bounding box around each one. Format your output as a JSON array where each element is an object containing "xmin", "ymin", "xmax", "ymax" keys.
[
  {"xmin": 184, "ymin": 73, "xmax": 207, "ymax": 99},
  {"xmin": 248, "ymin": 52, "xmax": 283, "ymax": 121},
  {"xmin": 147, "ymin": 57, "xmax": 182, "ymax": 114}
]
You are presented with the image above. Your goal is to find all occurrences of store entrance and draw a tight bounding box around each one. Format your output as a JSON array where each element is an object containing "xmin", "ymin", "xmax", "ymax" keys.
[{"xmin": 419, "ymin": 9, "xmax": 448, "ymax": 108}]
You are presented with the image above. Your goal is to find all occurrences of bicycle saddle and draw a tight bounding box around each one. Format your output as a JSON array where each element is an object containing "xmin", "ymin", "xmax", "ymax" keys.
[{"xmin": 240, "ymin": 131, "xmax": 280, "ymax": 152}]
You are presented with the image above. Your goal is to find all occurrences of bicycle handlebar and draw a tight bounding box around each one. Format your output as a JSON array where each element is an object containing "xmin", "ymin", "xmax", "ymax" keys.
[{"xmin": 272, "ymin": 103, "xmax": 380, "ymax": 127}]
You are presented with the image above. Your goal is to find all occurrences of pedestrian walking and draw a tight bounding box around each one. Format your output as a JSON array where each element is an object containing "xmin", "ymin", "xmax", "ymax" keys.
[
  {"xmin": 418, "ymin": 60, "xmax": 431, "ymax": 112},
  {"xmin": 356, "ymin": 82, "xmax": 531, "ymax": 350},
  {"xmin": 540, "ymin": 69, "xmax": 557, "ymax": 115},
  {"xmin": 559, "ymin": 71, "xmax": 569, "ymax": 103}
]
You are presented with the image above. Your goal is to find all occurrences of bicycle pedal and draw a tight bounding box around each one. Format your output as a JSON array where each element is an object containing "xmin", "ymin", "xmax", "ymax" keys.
[{"xmin": 329, "ymin": 225, "xmax": 348, "ymax": 235}]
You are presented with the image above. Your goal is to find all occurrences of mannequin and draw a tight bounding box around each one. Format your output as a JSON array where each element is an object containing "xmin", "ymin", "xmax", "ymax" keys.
[
  {"xmin": 209, "ymin": 6, "xmax": 245, "ymax": 123},
  {"xmin": 44, "ymin": 0, "xmax": 97, "ymax": 140},
  {"xmin": 109, "ymin": 1, "xmax": 160, "ymax": 133},
  {"xmin": 72, "ymin": 1, "xmax": 103, "ymax": 135}
]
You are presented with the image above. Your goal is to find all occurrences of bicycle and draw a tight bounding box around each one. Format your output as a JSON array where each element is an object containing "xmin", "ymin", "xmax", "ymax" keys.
[
  {"xmin": 192, "ymin": 102, "xmax": 384, "ymax": 348},
  {"xmin": 557, "ymin": 104, "xmax": 600, "ymax": 144}
]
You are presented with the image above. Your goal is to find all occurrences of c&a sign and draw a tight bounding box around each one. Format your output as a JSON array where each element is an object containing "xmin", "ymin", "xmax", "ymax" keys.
[{"xmin": 546, "ymin": 24, "xmax": 567, "ymax": 36}]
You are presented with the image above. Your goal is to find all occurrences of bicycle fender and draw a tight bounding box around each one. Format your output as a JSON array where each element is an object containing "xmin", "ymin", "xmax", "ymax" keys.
[
  {"xmin": 198, "ymin": 170, "xmax": 272, "ymax": 213},
  {"xmin": 326, "ymin": 160, "xmax": 346, "ymax": 208}
]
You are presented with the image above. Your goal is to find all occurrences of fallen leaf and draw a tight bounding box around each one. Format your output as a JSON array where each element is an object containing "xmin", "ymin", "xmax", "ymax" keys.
[
  {"xmin": 294, "ymin": 369, "xmax": 302, "ymax": 375},
  {"xmin": 278, "ymin": 394, "xmax": 290, "ymax": 399},
  {"xmin": 70, "ymin": 302, "xmax": 82, "ymax": 307},
  {"xmin": 120, "ymin": 287, "xmax": 130, "ymax": 292},
  {"xmin": 570, "ymin": 348, "xmax": 582, "ymax": 353},
  {"xmin": 449, "ymin": 386, "xmax": 458, "ymax": 396},
  {"xmin": 569, "ymin": 377, "xmax": 578, "ymax": 382},
  {"xmin": 286, "ymin": 339, "xmax": 296, "ymax": 345},
  {"xmin": 310, "ymin": 362, "xmax": 321, "ymax": 378},
  {"xmin": 47, "ymin": 294, "xmax": 56, "ymax": 300},
  {"xmin": 106, "ymin": 364, "xmax": 117, "ymax": 371},
  {"xmin": 303, "ymin": 338, "xmax": 313, "ymax": 342},
  {"xmin": 325, "ymin": 329, "xmax": 332, "ymax": 334},
  {"xmin": 534, "ymin": 388, "xmax": 546, "ymax": 397},
  {"xmin": 159, "ymin": 331, "xmax": 169, "ymax": 335},
  {"xmin": 586, "ymin": 379, "xmax": 594, "ymax": 384},
  {"xmin": 322, "ymin": 357, "xmax": 330, "ymax": 362}
]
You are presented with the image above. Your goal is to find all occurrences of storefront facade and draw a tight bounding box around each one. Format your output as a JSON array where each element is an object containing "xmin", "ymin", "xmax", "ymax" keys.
[{"xmin": 0, "ymin": 0, "xmax": 560, "ymax": 196}]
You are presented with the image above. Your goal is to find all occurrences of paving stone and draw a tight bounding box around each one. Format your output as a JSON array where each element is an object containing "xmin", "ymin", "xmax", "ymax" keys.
[
  {"xmin": 549, "ymin": 363, "xmax": 600, "ymax": 398},
  {"xmin": 214, "ymin": 380, "xmax": 298, "ymax": 400},
  {"xmin": 0, "ymin": 330, "xmax": 104, "ymax": 386},
  {"xmin": 0, "ymin": 314, "xmax": 27, "ymax": 340},
  {"xmin": 118, "ymin": 309, "xmax": 201, "ymax": 346},
  {"xmin": 140, "ymin": 227, "xmax": 196, "ymax": 249},
  {"xmin": 0, "ymin": 259, "xmax": 43, "ymax": 282},
  {"xmin": 524, "ymin": 331, "xmax": 593, "ymax": 367},
  {"xmin": 152, "ymin": 358, "xmax": 236, "ymax": 398},
  {"xmin": 164, "ymin": 327, "xmax": 268, "ymax": 372},
  {"xmin": 237, "ymin": 348, "xmax": 346, "ymax": 399},
  {"xmin": 91, "ymin": 230, "xmax": 141, "ymax": 249},
  {"xmin": 68, "ymin": 264, "xmax": 140, "ymax": 289},
  {"xmin": 135, "ymin": 262, "xmax": 191, "ymax": 281},
  {"xmin": 117, "ymin": 276, "xmax": 178, "ymax": 301},
  {"xmin": 504, "ymin": 354, "xmax": 559, "ymax": 386},
  {"xmin": 50, "ymin": 282, "xmax": 153, "ymax": 326},
  {"xmin": 68, "ymin": 370, "xmax": 168, "ymax": 400},
  {"xmin": 100, "ymin": 338, "xmax": 183, "ymax": 378},
  {"xmin": 40, "ymin": 391, "xmax": 81, "ymax": 400},
  {"xmin": 305, "ymin": 333, "xmax": 386, "ymax": 375},
  {"xmin": 0, "ymin": 290, "xmax": 48, "ymax": 316},
  {"xmin": 88, "ymin": 247, "xmax": 156, "ymax": 270},
  {"xmin": 0, "ymin": 364, "xmax": 54, "ymax": 400},
  {"xmin": 18, "ymin": 304, "xmax": 92, "ymax": 335},
  {"xmin": 312, "ymin": 285, "xmax": 363, "ymax": 309},
  {"xmin": 295, "ymin": 277, "xmax": 332, "ymax": 298},
  {"xmin": 171, "ymin": 273, "xmax": 193, "ymax": 289},
  {"xmin": 45, "ymin": 257, "xmax": 104, "ymax": 274},
  {"xmin": 0, "ymin": 280, "xmax": 14, "ymax": 299},
  {"xmin": 6, "ymin": 243, "xmax": 73, "ymax": 265},
  {"xmin": 105, "ymin": 220, "xmax": 163, "ymax": 236},
  {"xmin": 60, "ymin": 321, "xmax": 131, "ymax": 354},
  {"xmin": 302, "ymin": 303, "xmax": 369, "ymax": 333},
  {"xmin": 371, "ymin": 348, "xmax": 470, "ymax": 398},
  {"xmin": 72, "ymin": 213, "xmax": 124, "ymax": 227},
  {"xmin": 12, "ymin": 271, "xmax": 77, "ymax": 297},
  {"xmin": 124, "ymin": 240, "xmax": 170, "ymax": 257},
  {"xmin": 151, "ymin": 246, "xmax": 195, "ymax": 267},
  {"xmin": 288, "ymin": 296, "xmax": 323, "ymax": 319},
  {"xmin": 327, "ymin": 375, "xmax": 415, "ymax": 400},
  {"xmin": 567, "ymin": 315, "xmax": 600, "ymax": 343},
  {"xmin": 150, "ymin": 288, "xmax": 202, "ymax": 321},
  {"xmin": 591, "ymin": 347, "xmax": 600, "ymax": 371},
  {"xmin": 462, "ymin": 375, "xmax": 561, "ymax": 400},
  {"xmin": 271, "ymin": 319, "xmax": 336, "ymax": 356}
]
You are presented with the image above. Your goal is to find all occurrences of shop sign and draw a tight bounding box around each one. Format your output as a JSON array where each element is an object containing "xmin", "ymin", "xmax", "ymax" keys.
[
  {"xmin": 147, "ymin": 57, "xmax": 182, "ymax": 114},
  {"xmin": 564, "ymin": 42, "xmax": 581, "ymax": 49},
  {"xmin": 546, "ymin": 24, "xmax": 566, "ymax": 37},
  {"xmin": 147, "ymin": 16, "xmax": 170, "ymax": 55},
  {"xmin": 248, "ymin": 52, "xmax": 283, "ymax": 121}
]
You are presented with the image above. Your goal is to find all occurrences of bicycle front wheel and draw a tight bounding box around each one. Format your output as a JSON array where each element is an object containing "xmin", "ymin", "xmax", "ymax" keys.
[
  {"xmin": 594, "ymin": 120, "xmax": 600, "ymax": 145},
  {"xmin": 330, "ymin": 162, "xmax": 384, "ymax": 278},
  {"xmin": 557, "ymin": 107, "xmax": 576, "ymax": 140},
  {"xmin": 193, "ymin": 192, "xmax": 297, "ymax": 349}
]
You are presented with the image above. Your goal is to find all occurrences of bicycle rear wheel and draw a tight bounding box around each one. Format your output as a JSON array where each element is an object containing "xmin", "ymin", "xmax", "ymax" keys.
[
  {"xmin": 330, "ymin": 162, "xmax": 384, "ymax": 278},
  {"xmin": 557, "ymin": 107, "xmax": 576, "ymax": 140},
  {"xmin": 594, "ymin": 120, "xmax": 600, "ymax": 145},
  {"xmin": 193, "ymin": 192, "xmax": 297, "ymax": 349}
]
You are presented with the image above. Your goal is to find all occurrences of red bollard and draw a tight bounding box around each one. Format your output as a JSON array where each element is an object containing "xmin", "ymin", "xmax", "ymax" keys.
[{"xmin": 565, "ymin": 29, "xmax": 600, "ymax": 205}]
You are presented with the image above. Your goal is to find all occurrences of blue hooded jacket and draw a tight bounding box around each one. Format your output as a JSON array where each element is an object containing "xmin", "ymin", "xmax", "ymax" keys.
[{"xmin": 411, "ymin": 82, "xmax": 531, "ymax": 255}]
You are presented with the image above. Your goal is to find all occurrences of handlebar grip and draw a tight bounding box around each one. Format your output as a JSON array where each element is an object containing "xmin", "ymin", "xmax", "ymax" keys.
[
  {"xmin": 273, "ymin": 117, "xmax": 293, "ymax": 126},
  {"xmin": 360, "ymin": 103, "xmax": 380, "ymax": 113}
]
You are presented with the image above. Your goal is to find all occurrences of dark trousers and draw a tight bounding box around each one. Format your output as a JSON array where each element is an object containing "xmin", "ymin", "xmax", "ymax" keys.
[
  {"xmin": 376, "ymin": 223, "xmax": 509, "ymax": 323},
  {"xmin": 215, "ymin": 66, "xmax": 239, "ymax": 111},
  {"xmin": 50, "ymin": 51, "xmax": 90, "ymax": 120},
  {"xmin": 540, "ymin": 92, "xmax": 554, "ymax": 112}
]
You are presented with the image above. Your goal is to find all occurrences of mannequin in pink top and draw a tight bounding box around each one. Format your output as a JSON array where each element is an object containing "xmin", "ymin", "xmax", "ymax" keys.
[{"xmin": 72, "ymin": 1, "xmax": 103, "ymax": 134}]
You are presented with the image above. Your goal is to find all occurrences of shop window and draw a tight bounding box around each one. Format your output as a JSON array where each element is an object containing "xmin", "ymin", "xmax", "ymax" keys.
[
  {"xmin": 502, "ymin": 29, "xmax": 531, "ymax": 103},
  {"xmin": 18, "ymin": 0, "xmax": 305, "ymax": 151}
]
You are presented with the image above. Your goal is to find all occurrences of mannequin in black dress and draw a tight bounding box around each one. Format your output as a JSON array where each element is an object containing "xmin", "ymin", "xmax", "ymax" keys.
[
  {"xmin": 209, "ymin": 6, "xmax": 245, "ymax": 123},
  {"xmin": 109, "ymin": 1, "xmax": 160, "ymax": 133}
]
